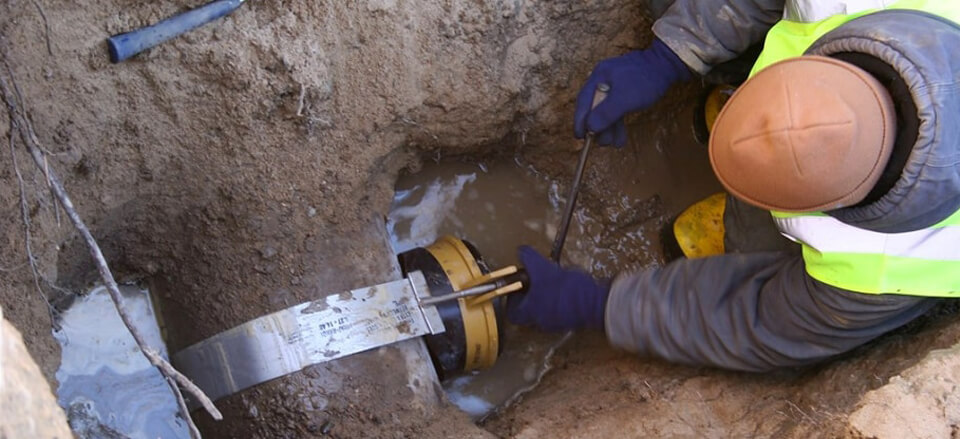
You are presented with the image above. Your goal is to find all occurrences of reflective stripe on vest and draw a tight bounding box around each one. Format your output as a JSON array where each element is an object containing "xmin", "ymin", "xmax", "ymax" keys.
[
  {"xmin": 773, "ymin": 211, "xmax": 960, "ymax": 296},
  {"xmin": 785, "ymin": 0, "xmax": 896, "ymax": 22},
  {"xmin": 753, "ymin": 1, "xmax": 960, "ymax": 296},
  {"xmin": 751, "ymin": 0, "xmax": 960, "ymax": 77}
]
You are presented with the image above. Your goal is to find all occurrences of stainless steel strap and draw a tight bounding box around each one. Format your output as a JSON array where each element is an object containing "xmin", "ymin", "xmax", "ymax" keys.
[{"xmin": 172, "ymin": 271, "xmax": 444, "ymax": 402}]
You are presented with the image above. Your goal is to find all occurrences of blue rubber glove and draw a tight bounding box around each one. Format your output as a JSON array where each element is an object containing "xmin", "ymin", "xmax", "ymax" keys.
[
  {"xmin": 574, "ymin": 38, "xmax": 692, "ymax": 148},
  {"xmin": 508, "ymin": 246, "xmax": 610, "ymax": 332}
]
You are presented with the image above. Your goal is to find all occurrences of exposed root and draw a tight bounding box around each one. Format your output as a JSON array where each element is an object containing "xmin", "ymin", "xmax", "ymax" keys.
[
  {"xmin": 31, "ymin": 0, "xmax": 52, "ymax": 56},
  {"xmin": 0, "ymin": 260, "xmax": 28, "ymax": 272},
  {"xmin": 8, "ymin": 116, "xmax": 58, "ymax": 329},
  {"xmin": 784, "ymin": 399, "xmax": 817, "ymax": 425},
  {"xmin": 1, "ymin": 49, "xmax": 221, "ymax": 435},
  {"xmin": 480, "ymin": 331, "xmax": 573, "ymax": 423},
  {"xmin": 296, "ymin": 83, "xmax": 306, "ymax": 117},
  {"xmin": 168, "ymin": 375, "xmax": 203, "ymax": 439}
]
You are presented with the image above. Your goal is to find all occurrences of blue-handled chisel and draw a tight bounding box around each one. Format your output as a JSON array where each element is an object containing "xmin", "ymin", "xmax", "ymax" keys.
[{"xmin": 107, "ymin": 0, "xmax": 246, "ymax": 63}]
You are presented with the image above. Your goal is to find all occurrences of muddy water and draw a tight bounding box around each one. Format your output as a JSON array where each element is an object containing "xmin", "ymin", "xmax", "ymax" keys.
[
  {"xmin": 386, "ymin": 135, "xmax": 719, "ymax": 420},
  {"xmin": 388, "ymin": 160, "xmax": 556, "ymax": 268},
  {"xmin": 385, "ymin": 158, "xmax": 620, "ymax": 420},
  {"xmin": 386, "ymin": 98, "xmax": 722, "ymax": 421},
  {"xmin": 53, "ymin": 285, "xmax": 187, "ymax": 439},
  {"xmin": 387, "ymin": 158, "xmax": 667, "ymax": 278}
]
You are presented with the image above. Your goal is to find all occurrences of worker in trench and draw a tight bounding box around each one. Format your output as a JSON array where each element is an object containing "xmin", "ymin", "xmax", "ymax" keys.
[{"xmin": 508, "ymin": 0, "xmax": 960, "ymax": 371}]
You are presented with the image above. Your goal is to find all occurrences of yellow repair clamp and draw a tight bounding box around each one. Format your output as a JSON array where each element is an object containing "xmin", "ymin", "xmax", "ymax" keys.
[{"xmin": 398, "ymin": 236, "xmax": 528, "ymax": 377}]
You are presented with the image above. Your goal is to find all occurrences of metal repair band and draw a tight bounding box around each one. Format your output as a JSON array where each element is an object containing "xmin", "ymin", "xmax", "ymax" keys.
[{"xmin": 172, "ymin": 271, "xmax": 445, "ymax": 403}]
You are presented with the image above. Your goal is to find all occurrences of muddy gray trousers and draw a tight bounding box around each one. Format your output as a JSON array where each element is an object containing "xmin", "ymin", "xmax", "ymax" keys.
[{"xmin": 604, "ymin": 196, "xmax": 939, "ymax": 372}]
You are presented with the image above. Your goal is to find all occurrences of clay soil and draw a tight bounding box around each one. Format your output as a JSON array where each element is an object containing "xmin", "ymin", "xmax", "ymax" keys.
[
  {"xmin": 2, "ymin": 1, "xmax": 960, "ymax": 438},
  {"xmin": 484, "ymin": 305, "xmax": 960, "ymax": 438}
]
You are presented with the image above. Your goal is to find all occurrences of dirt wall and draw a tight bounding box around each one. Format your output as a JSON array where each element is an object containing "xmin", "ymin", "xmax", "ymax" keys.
[
  {"xmin": 0, "ymin": 1, "xmax": 649, "ymax": 437},
  {"xmin": 0, "ymin": 309, "xmax": 72, "ymax": 439}
]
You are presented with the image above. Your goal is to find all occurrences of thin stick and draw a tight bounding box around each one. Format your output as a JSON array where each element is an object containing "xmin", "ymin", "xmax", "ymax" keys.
[
  {"xmin": 0, "ymin": 59, "xmax": 221, "ymax": 424},
  {"xmin": 784, "ymin": 400, "xmax": 815, "ymax": 424},
  {"xmin": 44, "ymin": 154, "xmax": 61, "ymax": 228},
  {"xmin": 8, "ymin": 119, "xmax": 58, "ymax": 328},
  {"xmin": 5, "ymin": 48, "xmax": 63, "ymax": 231},
  {"xmin": 296, "ymin": 83, "xmax": 306, "ymax": 117},
  {"xmin": 167, "ymin": 376, "xmax": 202, "ymax": 439},
  {"xmin": 0, "ymin": 261, "xmax": 28, "ymax": 272},
  {"xmin": 31, "ymin": 0, "xmax": 53, "ymax": 56},
  {"xmin": 481, "ymin": 331, "xmax": 573, "ymax": 422}
]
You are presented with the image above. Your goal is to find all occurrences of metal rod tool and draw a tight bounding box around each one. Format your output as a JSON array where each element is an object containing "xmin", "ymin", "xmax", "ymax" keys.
[
  {"xmin": 419, "ymin": 282, "xmax": 499, "ymax": 307},
  {"xmin": 550, "ymin": 82, "xmax": 610, "ymax": 262},
  {"xmin": 419, "ymin": 266, "xmax": 529, "ymax": 306}
]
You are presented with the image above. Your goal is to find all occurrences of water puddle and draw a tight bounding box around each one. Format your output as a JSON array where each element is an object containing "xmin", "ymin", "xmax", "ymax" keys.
[
  {"xmin": 53, "ymin": 285, "xmax": 188, "ymax": 439},
  {"xmin": 387, "ymin": 159, "xmax": 665, "ymax": 276},
  {"xmin": 387, "ymin": 158, "xmax": 665, "ymax": 420}
]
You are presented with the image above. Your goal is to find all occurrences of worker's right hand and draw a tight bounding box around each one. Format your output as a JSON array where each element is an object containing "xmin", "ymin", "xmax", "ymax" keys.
[
  {"xmin": 574, "ymin": 38, "xmax": 692, "ymax": 148},
  {"xmin": 507, "ymin": 246, "xmax": 610, "ymax": 332}
]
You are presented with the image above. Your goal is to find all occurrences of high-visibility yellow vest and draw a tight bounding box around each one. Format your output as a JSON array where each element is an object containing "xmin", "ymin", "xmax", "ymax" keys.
[
  {"xmin": 751, "ymin": 0, "xmax": 960, "ymax": 77},
  {"xmin": 754, "ymin": 0, "xmax": 960, "ymax": 296}
]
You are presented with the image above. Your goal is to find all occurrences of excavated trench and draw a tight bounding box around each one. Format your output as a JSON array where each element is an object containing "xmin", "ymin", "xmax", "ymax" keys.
[
  {"xmin": 3, "ymin": 1, "xmax": 960, "ymax": 438},
  {"xmin": 43, "ymin": 95, "xmax": 960, "ymax": 438}
]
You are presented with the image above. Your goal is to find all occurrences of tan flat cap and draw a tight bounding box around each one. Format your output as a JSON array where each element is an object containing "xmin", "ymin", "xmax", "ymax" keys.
[{"xmin": 709, "ymin": 55, "xmax": 897, "ymax": 212}]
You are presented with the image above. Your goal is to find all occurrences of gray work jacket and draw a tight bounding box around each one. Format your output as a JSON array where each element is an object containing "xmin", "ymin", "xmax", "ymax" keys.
[{"xmin": 606, "ymin": 5, "xmax": 960, "ymax": 371}]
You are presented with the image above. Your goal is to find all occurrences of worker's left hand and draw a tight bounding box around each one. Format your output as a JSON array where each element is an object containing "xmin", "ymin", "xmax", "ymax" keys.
[
  {"xmin": 508, "ymin": 246, "xmax": 610, "ymax": 332},
  {"xmin": 573, "ymin": 38, "xmax": 692, "ymax": 148}
]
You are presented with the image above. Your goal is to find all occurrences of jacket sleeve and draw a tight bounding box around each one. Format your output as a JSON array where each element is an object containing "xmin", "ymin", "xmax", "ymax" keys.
[
  {"xmin": 652, "ymin": 0, "xmax": 785, "ymax": 74},
  {"xmin": 604, "ymin": 252, "xmax": 936, "ymax": 372}
]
